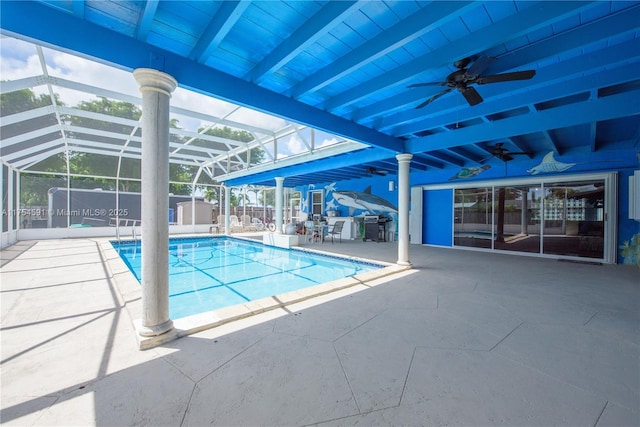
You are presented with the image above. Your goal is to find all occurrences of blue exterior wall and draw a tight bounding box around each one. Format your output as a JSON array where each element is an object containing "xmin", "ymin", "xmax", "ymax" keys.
[{"xmin": 423, "ymin": 189, "xmax": 453, "ymax": 246}]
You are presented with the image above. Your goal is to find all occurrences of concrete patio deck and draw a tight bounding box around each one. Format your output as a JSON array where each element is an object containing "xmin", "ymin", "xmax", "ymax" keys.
[{"xmin": 1, "ymin": 236, "xmax": 638, "ymax": 426}]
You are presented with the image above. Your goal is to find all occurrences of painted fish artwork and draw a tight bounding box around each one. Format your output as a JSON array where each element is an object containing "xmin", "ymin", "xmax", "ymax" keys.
[
  {"xmin": 331, "ymin": 186, "xmax": 397, "ymax": 215},
  {"xmin": 527, "ymin": 152, "xmax": 576, "ymax": 175},
  {"xmin": 449, "ymin": 164, "xmax": 491, "ymax": 180}
]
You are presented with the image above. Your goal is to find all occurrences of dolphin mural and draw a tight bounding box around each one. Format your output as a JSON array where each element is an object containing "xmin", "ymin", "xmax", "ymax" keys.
[
  {"xmin": 331, "ymin": 186, "xmax": 397, "ymax": 215},
  {"xmin": 527, "ymin": 152, "xmax": 576, "ymax": 175}
]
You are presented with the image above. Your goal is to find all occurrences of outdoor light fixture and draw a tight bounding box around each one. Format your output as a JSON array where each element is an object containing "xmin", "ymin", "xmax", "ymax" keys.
[{"xmin": 388, "ymin": 180, "xmax": 395, "ymax": 191}]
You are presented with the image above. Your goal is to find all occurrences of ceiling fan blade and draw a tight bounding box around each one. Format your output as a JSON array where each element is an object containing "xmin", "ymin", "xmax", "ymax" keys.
[
  {"xmin": 508, "ymin": 151, "xmax": 534, "ymax": 156},
  {"xmin": 415, "ymin": 87, "xmax": 455, "ymax": 109},
  {"xmin": 476, "ymin": 70, "xmax": 536, "ymax": 85},
  {"xmin": 366, "ymin": 167, "xmax": 387, "ymax": 176},
  {"xmin": 407, "ymin": 82, "xmax": 444, "ymax": 88},
  {"xmin": 501, "ymin": 154, "xmax": 514, "ymax": 162},
  {"xmin": 465, "ymin": 56, "xmax": 495, "ymax": 78},
  {"xmin": 459, "ymin": 86, "xmax": 483, "ymax": 106}
]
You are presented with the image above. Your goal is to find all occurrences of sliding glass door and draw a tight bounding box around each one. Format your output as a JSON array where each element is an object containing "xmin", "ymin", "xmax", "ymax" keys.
[
  {"xmin": 541, "ymin": 180, "xmax": 605, "ymax": 259},
  {"xmin": 453, "ymin": 187, "xmax": 492, "ymax": 249},
  {"xmin": 451, "ymin": 174, "xmax": 613, "ymax": 262},
  {"xmin": 493, "ymin": 186, "xmax": 540, "ymax": 254}
]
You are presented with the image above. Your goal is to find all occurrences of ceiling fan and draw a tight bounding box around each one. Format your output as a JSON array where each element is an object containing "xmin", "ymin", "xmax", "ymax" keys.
[
  {"xmin": 366, "ymin": 166, "xmax": 388, "ymax": 176},
  {"xmin": 408, "ymin": 56, "xmax": 536, "ymax": 109},
  {"xmin": 482, "ymin": 142, "xmax": 533, "ymax": 163}
]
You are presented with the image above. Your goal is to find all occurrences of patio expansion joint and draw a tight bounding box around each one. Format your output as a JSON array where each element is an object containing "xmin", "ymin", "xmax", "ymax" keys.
[
  {"xmin": 398, "ymin": 346, "xmax": 418, "ymax": 407},
  {"xmin": 301, "ymin": 343, "xmax": 420, "ymax": 427},
  {"xmin": 490, "ymin": 344, "xmax": 615, "ymax": 416},
  {"xmin": 331, "ymin": 342, "xmax": 362, "ymax": 415},
  {"xmin": 593, "ymin": 401, "xmax": 609, "ymax": 427},
  {"xmin": 331, "ymin": 312, "xmax": 385, "ymax": 344},
  {"xmin": 173, "ymin": 336, "xmax": 267, "ymax": 425},
  {"xmin": 489, "ymin": 321, "xmax": 525, "ymax": 352},
  {"xmin": 583, "ymin": 310, "xmax": 599, "ymax": 327}
]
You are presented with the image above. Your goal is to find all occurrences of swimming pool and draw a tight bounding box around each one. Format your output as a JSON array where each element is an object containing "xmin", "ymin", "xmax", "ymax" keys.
[{"xmin": 112, "ymin": 236, "xmax": 383, "ymax": 319}]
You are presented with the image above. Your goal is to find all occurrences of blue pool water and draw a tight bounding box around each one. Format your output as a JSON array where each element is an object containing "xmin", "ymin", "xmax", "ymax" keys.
[{"xmin": 112, "ymin": 237, "xmax": 382, "ymax": 319}]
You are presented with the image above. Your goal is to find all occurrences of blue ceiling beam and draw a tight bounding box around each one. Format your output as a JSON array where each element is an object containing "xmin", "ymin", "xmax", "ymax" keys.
[
  {"xmin": 488, "ymin": 3, "xmax": 640, "ymax": 75},
  {"xmin": 365, "ymin": 11, "xmax": 640, "ymax": 127},
  {"xmin": 324, "ymin": 1, "xmax": 595, "ymax": 111},
  {"xmin": 136, "ymin": 0, "xmax": 159, "ymax": 41},
  {"xmin": 189, "ymin": 1, "xmax": 251, "ymax": 63},
  {"xmin": 72, "ymin": 0, "xmax": 85, "ymax": 19},
  {"xmin": 0, "ymin": 1, "xmax": 402, "ymax": 153},
  {"xmin": 588, "ymin": 121, "xmax": 597, "ymax": 153},
  {"xmin": 540, "ymin": 130, "xmax": 560, "ymax": 156},
  {"xmin": 246, "ymin": 1, "xmax": 359, "ymax": 85},
  {"xmin": 290, "ymin": 1, "xmax": 477, "ymax": 99},
  {"xmin": 222, "ymin": 147, "xmax": 394, "ymax": 186},
  {"xmin": 405, "ymin": 91, "xmax": 640, "ymax": 153}
]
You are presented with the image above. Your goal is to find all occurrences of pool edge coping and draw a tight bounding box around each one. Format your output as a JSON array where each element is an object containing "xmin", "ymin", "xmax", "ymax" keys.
[{"xmin": 98, "ymin": 234, "xmax": 412, "ymax": 350}]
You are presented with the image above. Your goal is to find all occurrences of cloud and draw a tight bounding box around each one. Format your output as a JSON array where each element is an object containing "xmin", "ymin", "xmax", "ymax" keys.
[
  {"xmin": 285, "ymin": 135, "xmax": 306, "ymax": 155},
  {"xmin": 1, "ymin": 36, "xmax": 347, "ymax": 152},
  {"xmin": 317, "ymin": 136, "xmax": 339, "ymax": 148},
  {"xmin": 226, "ymin": 108, "xmax": 289, "ymax": 133}
]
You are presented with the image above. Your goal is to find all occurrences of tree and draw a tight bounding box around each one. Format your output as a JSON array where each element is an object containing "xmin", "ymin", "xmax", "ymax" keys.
[
  {"xmin": 1, "ymin": 88, "xmax": 54, "ymax": 116},
  {"xmin": 66, "ymin": 97, "xmax": 195, "ymax": 194},
  {"xmin": 203, "ymin": 187, "xmax": 218, "ymax": 202},
  {"xmin": 198, "ymin": 126, "xmax": 265, "ymax": 166},
  {"xmin": 259, "ymin": 188, "xmax": 275, "ymax": 207},
  {"xmin": 1, "ymin": 88, "xmax": 67, "ymax": 205}
]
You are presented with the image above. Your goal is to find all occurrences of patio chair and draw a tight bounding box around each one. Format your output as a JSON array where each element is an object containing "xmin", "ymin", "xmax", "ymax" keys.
[
  {"xmin": 216, "ymin": 215, "xmax": 226, "ymax": 233},
  {"xmin": 229, "ymin": 215, "xmax": 244, "ymax": 233},
  {"xmin": 304, "ymin": 220, "xmax": 319, "ymax": 243},
  {"xmin": 241, "ymin": 214, "xmax": 257, "ymax": 231},
  {"xmin": 325, "ymin": 220, "xmax": 345, "ymax": 243}
]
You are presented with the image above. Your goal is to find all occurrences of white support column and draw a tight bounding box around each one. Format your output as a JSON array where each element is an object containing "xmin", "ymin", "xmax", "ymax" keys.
[
  {"xmin": 133, "ymin": 68, "xmax": 177, "ymax": 337},
  {"xmin": 0, "ymin": 165, "xmax": 4, "ymax": 233},
  {"xmin": 224, "ymin": 185, "xmax": 231, "ymax": 234},
  {"xmin": 396, "ymin": 153, "xmax": 413, "ymax": 266},
  {"xmin": 7, "ymin": 166, "xmax": 14, "ymax": 232},
  {"xmin": 275, "ymin": 177, "xmax": 284, "ymax": 233}
]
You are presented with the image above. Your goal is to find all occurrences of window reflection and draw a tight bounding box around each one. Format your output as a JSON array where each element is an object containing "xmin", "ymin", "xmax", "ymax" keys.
[
  {"xmin": 454, "ymin": 188, "xmax": 492, "ymax": 249},
  {"xmin": 542, "ymin": 181, "xmax": 604, "ymax": 259},
  {"xmin": 493, "ymin": 186, "xmax": 540, "ymax": 254},
  {"xmin": 453, "ymin": 179, "xmax": 605, "ymax": 260}
]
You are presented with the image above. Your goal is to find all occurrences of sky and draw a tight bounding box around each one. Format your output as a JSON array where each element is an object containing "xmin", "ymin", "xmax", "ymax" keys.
[{"xmin": 0, "ymin": 35, "xmax": 341, "ymax": 159}]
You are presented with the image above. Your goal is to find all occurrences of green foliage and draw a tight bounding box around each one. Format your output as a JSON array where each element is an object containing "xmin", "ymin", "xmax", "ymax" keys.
[
  {"xmin": 203, "ymin": 187, "xmax": 218, "ymax": 202},
  {"xmin": 199, "ymin": 126, "xmax": 265, "ymax": 165},
  {"xmin": 1, "ymin": 88, "xmax": 54, "ymax": 116},
  {"xmin": 6, "ymin": 90, "xmax": 267, "ymax": 203},
  {"xmin": 259, "ymin": 188, "xmax": 275, "ymax": 206}
]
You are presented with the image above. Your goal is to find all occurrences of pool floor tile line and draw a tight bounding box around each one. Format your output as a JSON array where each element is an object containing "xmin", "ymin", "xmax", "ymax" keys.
[{"xmin": 1, "ymin": 237, "xmax": 638, "ymax": 426}]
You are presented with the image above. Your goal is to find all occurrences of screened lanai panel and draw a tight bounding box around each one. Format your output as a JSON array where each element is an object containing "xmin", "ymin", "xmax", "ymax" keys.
[
  {"xmin": 0, "ymin": 129, "xmax": 62, "ymax": 158},
  {"xmin": 117, "ymin": 157, "xmax": 141, "ymax": 180},
  {"xmin": 68, "ymin": 152, "xmax": 119, "ymax": 177},
  {"xmin": 0, "ymin": 113, "xmax": 58, "ymax": 139},
  {"xmin": 23, "ymin": 149, "xmax": 67, "ymax": 173}
]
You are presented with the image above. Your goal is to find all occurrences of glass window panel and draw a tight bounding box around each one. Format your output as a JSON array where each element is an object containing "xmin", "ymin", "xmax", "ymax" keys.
[
  {"xmin": 493, "ymin": 186, "xmax": 540, "ymax": 254},
  {"xmin": 542, "ymin": 180, "xmax": 605, "ymax": 259},
  {"xmin": 453, "ymin": 187, "xmax": 492, "ymax": 249},
  {"xmin": 311, "ymin": 190, "xmax": 323, "ymax": 215}
]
